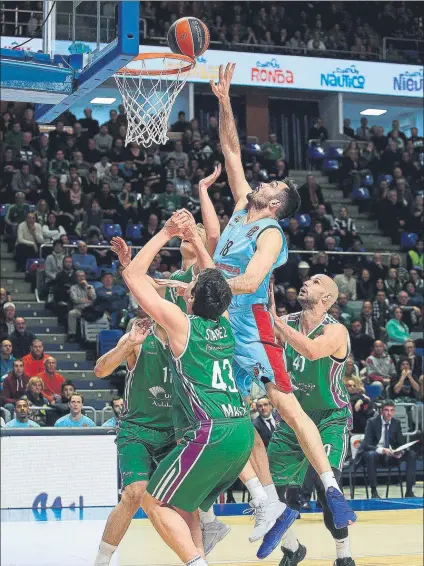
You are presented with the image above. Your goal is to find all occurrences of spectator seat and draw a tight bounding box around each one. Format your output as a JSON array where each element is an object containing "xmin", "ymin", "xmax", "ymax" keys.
[
  {"xmin": 279, "ymin": 218, "xmax": 290, "ymax": 229},
  {"xmin": 103, "ymin": 224, "xmax": 123, "ymax": 240},
  {"xmin": 126, "ymin": 223, "xmax": 143, "ymax": 241},
  {"xmin": 378, "ymin": 174, "xmax": 393, "ymax": 184},
  {"xmin": 361, "ymin": 174, "xmax": 374, "ymax": 187},
  {"xmin": 0, "ymin": 204, "xmax": 8, "ymax": 216},
  {"xmin": 97, "ymin": 329, "xmax": 124, "ymax": 357},
  {"xmin": 394, "ymin": 404, "xmax": 409, "ymax": 436},
  {"xmin": 25, "ymin": 258, "xmax": 45, "ymax": 274},
  {"xmin": 364, "ymin": 384, "xmax": 382, "ymax": 399},
  {"xmin": 326, "ymin": 146, "xmax": 344, "ymax": 159},
  {"xmin": 323, "ymin": 158, "xmax": 339, "ymax": 171},
  {"xmin": 352, "ymin": 187, "xmax": 371, "ymax": 200},
  {"xmin": 295, "ymin": 213, "xmax": 312, "ymax": 229},
  {"xmin": 400, "ymin": 232, "xmax": 418, "ymax": 250},
  {"xmin": 348, "ymin": 301, "xmax": 363, "ymax": 319}
]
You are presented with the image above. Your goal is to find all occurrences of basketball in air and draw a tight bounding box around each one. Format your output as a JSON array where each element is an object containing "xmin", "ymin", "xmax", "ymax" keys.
[{"xmin": 167, "ymin": 17, "xmax": 210, "ymax": 58}]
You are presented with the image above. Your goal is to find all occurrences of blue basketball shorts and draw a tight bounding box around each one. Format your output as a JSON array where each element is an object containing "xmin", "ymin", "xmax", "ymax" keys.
[{"xmin": 228, "ymin": 304, "xmax": 292, "ymax": 399}]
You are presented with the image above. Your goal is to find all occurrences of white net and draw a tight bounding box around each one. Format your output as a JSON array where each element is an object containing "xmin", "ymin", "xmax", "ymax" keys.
[{"xmin": 115, "ymin": 54, "xmax": 195, "ymax": 148}]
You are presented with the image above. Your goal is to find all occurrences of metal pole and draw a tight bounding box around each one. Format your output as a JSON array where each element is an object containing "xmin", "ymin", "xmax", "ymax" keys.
[
  {"xmin": 96, "ymin": 0, "xmax": 100, "ymax": 50},
  {"xmin": 42, "ymin": 0, "xmax": 56, "ymax": 56},
  {"xmin": 383, "ymin": 37, "xmax": 386, "ymax": 61},
  {"xmin": 72, "ymin": 0, "xmax": 76, "ymax": 45}
]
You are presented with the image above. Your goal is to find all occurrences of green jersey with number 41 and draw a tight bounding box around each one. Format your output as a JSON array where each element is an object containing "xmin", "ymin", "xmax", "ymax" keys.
[
  {"xmin": 284, "ymin": 312, "xmax": 350, "ymax": 412},
  {"xmin": 171, "ymin": 315, "xmax": 248, "ymax": 426},
  {"xmin": 121, "ymin": 331, "xmax": 173, "ymax": 430}
]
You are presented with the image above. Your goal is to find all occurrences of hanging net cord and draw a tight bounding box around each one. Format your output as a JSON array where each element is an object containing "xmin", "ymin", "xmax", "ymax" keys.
[{"xmin": 115, "ymin": 58, "xmax": 192, "ymax": 148}]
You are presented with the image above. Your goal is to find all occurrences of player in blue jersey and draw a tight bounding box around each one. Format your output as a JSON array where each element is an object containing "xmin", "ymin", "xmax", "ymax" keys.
[{"xmin": 207, "ymin": 63, "xmax": 356, "ymax": 552}]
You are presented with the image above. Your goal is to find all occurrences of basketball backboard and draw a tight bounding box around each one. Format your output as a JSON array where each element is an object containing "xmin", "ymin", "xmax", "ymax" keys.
[{"xmin": 0, "ymin": 2, "xmax": 139, "ymax": 124}]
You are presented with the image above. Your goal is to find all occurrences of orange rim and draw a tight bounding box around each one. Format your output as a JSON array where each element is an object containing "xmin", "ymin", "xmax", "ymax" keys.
[{"xmin": 117, "ymin": 52, "xmax": 195, "ymax": 76}]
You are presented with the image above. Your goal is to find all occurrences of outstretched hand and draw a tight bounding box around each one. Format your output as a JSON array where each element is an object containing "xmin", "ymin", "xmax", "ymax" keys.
[
  {"xmin": 155, "ymin": 279, "xmax": 189, "ymax": 297},
  {"xmin": 210, "ymin": 63, "xmax": 236, "ymax": 101},
  {"xmin": 128, "ymin": 317, "xmax": 152, "ymax": 345},
  {"xmin": 199, "ymin": 164, "xmax": 222, "ymax": 192},
  {"xmin": 111, "ymin": 237, "xmax": 132, "ymax": 267}
]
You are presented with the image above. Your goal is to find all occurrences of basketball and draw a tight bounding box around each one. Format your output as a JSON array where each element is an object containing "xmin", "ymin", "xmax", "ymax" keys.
[{"xmin": 167, "ymin": 17, "xmax": 210, "ymax": 58}]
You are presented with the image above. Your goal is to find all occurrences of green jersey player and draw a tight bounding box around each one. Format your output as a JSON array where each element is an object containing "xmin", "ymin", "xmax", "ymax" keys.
[
  {"xmin": 264, "ymin": 274, "xmax": 356, "ymax": 566},
  {"xmin": 118, "ymin": 217, "xmax": 254, "ymax": 566},
  {"xmin": 93, "ymin": 318, "xmax": 174, "ymax": 566}
]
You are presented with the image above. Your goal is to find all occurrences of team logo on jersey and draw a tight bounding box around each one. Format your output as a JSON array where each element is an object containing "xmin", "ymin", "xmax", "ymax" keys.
[
  {"xmin": 149, "ymin": 386, "xmax": 166, "ymax": 397},
  {"xmin": 253, "ymin": 362, "xmax": 265, "ymax": 378},
  {"xmin": 246, "ymin": 226, "xmax": 260, "ymax": 238},
  {"xmin": 291, "ymin": 377, "xmax": 315, "ymax": 395},
  {"xmin": 148, "ymin": 386, "xmax": 172, "ymax": 409}
]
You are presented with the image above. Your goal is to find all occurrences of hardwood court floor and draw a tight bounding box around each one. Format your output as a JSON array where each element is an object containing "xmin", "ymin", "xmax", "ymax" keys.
[{"xmin": 120, "ymin": 510, "xmax": 423, "ymax": 566}]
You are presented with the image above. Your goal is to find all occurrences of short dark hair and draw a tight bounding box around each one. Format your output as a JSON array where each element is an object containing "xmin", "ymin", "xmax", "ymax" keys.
[
  {"xmin": 61, "ymin": 379, "xmax": 75, "ymax": 393},
  {"xmin": 110, "ymin": 395, "xmax": 123, "ymax": 408},
  {"xmin": 192, "ymin": 269, "xmax": 232, "ymax": 320},
  {"xmin": 69, "ymin": 392, "xmax": 84, "ymax": 403},
  {"xmin": 278, "ymin": 178, "xmax": 301, "ymax": 220},
  {"xmin": 382, "ymin": 400, "xmax": 395, "ymax": 409}
]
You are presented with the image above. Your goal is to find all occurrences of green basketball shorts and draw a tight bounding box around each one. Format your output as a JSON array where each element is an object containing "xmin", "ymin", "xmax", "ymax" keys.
[
  {"xmin": 268, "ymin": 407, "xmax": 351, "ymax": 487},
  {"xmin": 147, "ymin": 417, "xmax": 254, "ymax": 512},
  {"xmin": 116, "ymin": 423, "xmax": 176, "ymax": 488}
]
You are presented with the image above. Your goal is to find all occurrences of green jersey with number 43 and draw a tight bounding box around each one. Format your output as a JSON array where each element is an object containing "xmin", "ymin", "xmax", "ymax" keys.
[
  {"xmin": 121, "ymin": 331, "xmax": 173, "ymax": 429},
  {"xmin": 165, "ymin": 266, "xmax": 195, "ymax": 313},
  {"xmin": 171, "ymin": 315, "xmax": 248, "ymax": 425},
  {"xmin": 284, "ymin": 312, "xmax": 350, "ymax": 412}
]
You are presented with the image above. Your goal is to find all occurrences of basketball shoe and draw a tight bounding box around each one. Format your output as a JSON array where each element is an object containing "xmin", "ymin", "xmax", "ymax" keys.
[
  {"xmin": 247, "ymin": 497, "xmax": 286, "ymax": 542},
  {"xmin": 278, "ymin": 543, "xmax": 307, "ymax": 566},
  {"xmin": 202, "ymin": 519, "xmax": 231, "ymax": 555}
]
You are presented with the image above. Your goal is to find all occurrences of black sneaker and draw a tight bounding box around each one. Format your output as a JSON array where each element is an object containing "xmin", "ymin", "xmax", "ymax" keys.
[
  {"xmin": 278, "ymin": 543, "xmax": 307, "ymax": 566},
  {"xmin": 334, "ymin": 558, "xmax": 356, "ymax": 566}
]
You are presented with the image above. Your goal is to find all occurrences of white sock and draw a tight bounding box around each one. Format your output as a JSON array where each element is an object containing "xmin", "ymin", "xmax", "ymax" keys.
[
  {"xmin": 319, "ymin": 471, "xmax": 340, "ymax": 491},
  {"xmin": 335, "ymin": 536, "xmax": 351, "ymax": 559},
  {"xmin": 199, "ymin": 506, "xmax": 216, "ymax": 526},
  {"xmin": 94, "ymin": 540, "xmax": 117, "ymax": 566},
  {"xmin": 263, "ymin": 483, "xmax": 279, "ymax": 503},
  {"xmin": 245, "ymin": 477, "xmax": 267, "ymax": 501},
  {"xmin": 281, "ymin": 529, "xmax": 299, "ymax": 553},
  {"xmin": 186, "ymin": 555, "xmax": 208, "ymax": 566}
]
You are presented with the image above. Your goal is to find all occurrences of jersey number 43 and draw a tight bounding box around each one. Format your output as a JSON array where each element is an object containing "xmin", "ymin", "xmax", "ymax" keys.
[{"xmin": 212, "ymin": 359, "xmax": 238, "ymax": 393}]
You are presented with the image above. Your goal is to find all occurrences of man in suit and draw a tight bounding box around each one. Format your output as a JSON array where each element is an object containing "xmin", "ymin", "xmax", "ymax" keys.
[
  {"xmin": 360, "ymin": 400, "xmax": 417, "ymax": 498},
  {"xmin": 252, "ymin": 396, "xmax": 276, "ymax": 449}
]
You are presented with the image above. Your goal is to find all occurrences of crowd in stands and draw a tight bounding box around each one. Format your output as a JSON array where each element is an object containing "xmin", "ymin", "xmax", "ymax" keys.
[
  {"xmin": 2, "ymin": 2, "xmax": 423, "ymax": 63},
  {"xmin": 0, "ymin": 99, "xmax": 423, "ymax": 444},
  {"xmin": 142, "ymin": 1, "xmax": 423, "ymax": 62}
]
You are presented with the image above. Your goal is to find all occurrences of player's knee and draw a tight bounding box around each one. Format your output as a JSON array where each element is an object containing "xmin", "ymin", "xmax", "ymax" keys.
[{"xmin": 122, "ymin": 482, "xmax": 146, "ymax": 509}]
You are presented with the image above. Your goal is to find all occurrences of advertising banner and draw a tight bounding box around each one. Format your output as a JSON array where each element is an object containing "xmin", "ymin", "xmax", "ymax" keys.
[
  {"xmin": 1, "ymin": 434, "xmax": 118, "ymax": 509},
  {"xmin": 2, "ymin": 36, "xmax": 423, "ymax": 98}
]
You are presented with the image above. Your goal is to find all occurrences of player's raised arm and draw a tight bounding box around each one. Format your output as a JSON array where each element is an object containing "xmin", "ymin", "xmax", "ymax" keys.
[
  {"xmin": 227, "ymin": 228, "xmax": 283, "ymax": 295},
  {"xmin": 115, "ymin": 227, "xmax": 189, "ymax": 355},
  {"xmin": 172, "ymin": 209, "xmax": 215, "ymax": 271},
  {"xmin": 274, "ymin": 318, "xmax": 348, "ymax": 361},
  {"xmin": 94, "ymin": 318, "xmax": 151, "ymax": 377},
  {"xmin": 198, "ymin": 164, "xmax": 222, "ymax": 255},
  {"xmin": 111, "ymin": 236, "xmax": 166, "ymax": 298},
  {"xmin": 210, "ymin": 63, "xmax": 251, "ymax": 210}
]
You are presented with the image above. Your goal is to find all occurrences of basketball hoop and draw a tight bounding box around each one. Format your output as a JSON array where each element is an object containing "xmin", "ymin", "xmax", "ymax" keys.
[{"xmin": 115, "ymin": 53, "xmax": 195, "ymax": 148}]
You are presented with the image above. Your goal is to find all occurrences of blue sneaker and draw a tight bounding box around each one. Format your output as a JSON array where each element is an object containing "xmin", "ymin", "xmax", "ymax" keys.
[
  {"xmin": 257, "ymin": 507, "xmax": 300, "ymax": 559},
  {"xmin": 325, "ymin": 487, "xmax": 357, "ymax": 529}
]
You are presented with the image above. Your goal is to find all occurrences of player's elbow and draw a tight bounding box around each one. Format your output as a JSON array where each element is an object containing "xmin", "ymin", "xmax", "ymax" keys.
[
  {"xmin": 94, "ymin": 364, "xmax": 107, "ymax": 378},
  {"xmin": 304, "ymin": 347, "xmax": 319, "ymax": 361}
]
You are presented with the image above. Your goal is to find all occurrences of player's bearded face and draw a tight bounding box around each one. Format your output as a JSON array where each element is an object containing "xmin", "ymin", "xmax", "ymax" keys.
[
  {"xmin": 298, "ymin": 286, "xmax": 320, "ymax": 307},
  {"xmin": 246, "ymin": 185, "xmax": 271, "ymax": 210}
]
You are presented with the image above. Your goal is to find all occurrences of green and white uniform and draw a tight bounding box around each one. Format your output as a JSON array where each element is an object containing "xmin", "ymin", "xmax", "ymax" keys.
[
  {"xmin": 148, "ymin": 315, "xmax": 254, "ymax": 512},
  {"xmin": 117, "ymin": 331, "xmax": 175, "ymax": 487},
  {"xmin": 166, "ymin": 265, "xmax": 195, "ymax": 440},
  {"xmin": 269, "ymin": 312, "xmax": 352, "ymax": 487}
]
